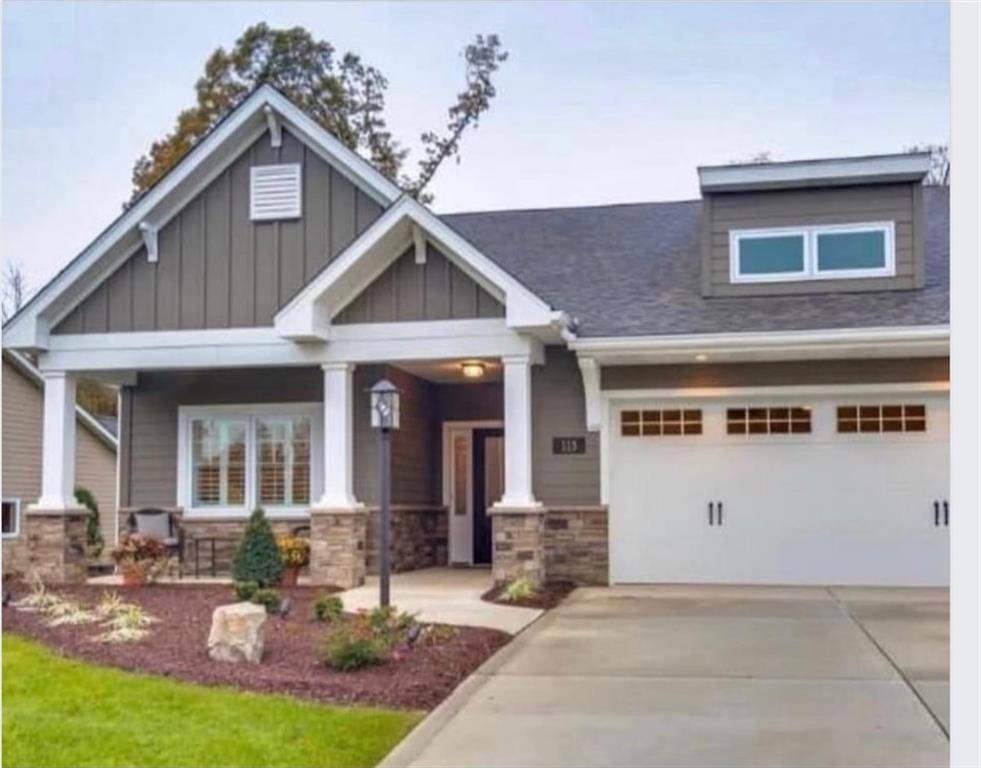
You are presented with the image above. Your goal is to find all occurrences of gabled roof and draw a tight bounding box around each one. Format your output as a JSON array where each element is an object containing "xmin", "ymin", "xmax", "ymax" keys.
[
  {"xmin": 3, "ymin": 84, "xmax": 402, "ymax": 349},
  {"xmin": 442, "ymin": 186, "xmax": 950, "ymax": 338},
  {"xmin": 275, "ymin": 195, "xmax": 563, "ymax": 340},
  {"xmin": 2, "ymin": 349, "xmax": 118, "ymax": 450}
]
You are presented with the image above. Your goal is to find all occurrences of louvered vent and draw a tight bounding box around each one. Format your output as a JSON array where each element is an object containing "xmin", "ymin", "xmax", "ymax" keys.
[{"xmin": 250, "ymin": 163, "xmax": 302, "ymax": 221}]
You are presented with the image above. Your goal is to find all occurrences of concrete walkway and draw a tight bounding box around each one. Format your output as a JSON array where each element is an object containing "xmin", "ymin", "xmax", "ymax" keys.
[
  {"xmin": 383, "ymin": 584, "xmax": 949, "ymax": 768},
  {"xmin": 339, "ymin": 568, "xmax": 542, "ymax": 635}
]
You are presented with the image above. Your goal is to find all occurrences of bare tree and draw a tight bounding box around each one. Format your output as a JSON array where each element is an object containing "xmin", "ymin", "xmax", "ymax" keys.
[
  {"xmin": 906, "ymin": 144, "xmax": 949, "ymax": 186},
  {"xmin": 2, "ymin": 260, "xmax": 28, "ymax": 322}
]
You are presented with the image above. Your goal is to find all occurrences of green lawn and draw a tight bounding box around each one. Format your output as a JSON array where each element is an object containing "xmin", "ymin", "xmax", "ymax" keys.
[{"xmin": 2, "ymin": 634, "xmax": 422, "ymax": 768}]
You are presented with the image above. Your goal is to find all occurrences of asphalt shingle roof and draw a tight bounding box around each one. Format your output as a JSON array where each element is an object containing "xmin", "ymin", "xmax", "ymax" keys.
[{"xmin": 441, "ymin": 187, "xmax": 949, "ymax": 338}]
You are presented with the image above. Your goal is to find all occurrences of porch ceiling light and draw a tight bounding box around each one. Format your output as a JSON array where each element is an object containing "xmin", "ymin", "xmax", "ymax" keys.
[
  {"xmin": 370, "ymin": 379, "xmax": 400, "ymax": 431},
  {"xmin": 461, "ymin": 361, "xmax": 486, "ymax": 379},
  {"xmin": 694, "ymin": 354, "xmax": 709, "ymax": 362}
]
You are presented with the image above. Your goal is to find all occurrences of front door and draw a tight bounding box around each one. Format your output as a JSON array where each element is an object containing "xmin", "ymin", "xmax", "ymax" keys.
[{"xmin": 472, "ymin": 428, "xmax": 504, "ymax": 565}]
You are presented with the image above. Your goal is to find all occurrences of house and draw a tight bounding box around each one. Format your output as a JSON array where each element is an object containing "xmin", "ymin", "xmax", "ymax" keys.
[
  {"xmin": 2, "ymin": 85, "xmax": 948, "ymax": 587},
  {"xmin": 2, "ymin": 349, "xmax": 118, "ymax": 576}
]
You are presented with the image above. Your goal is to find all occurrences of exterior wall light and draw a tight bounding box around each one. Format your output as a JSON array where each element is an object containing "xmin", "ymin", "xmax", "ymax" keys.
[{"xmin": 461, "ymin": 361, "xmax": 486, "ymax": 379}]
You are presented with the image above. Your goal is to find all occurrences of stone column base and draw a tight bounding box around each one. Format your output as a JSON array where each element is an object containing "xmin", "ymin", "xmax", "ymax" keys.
[
  {"xmin": 309, "ymin": 507, "xmax": 368, "ymax": 589},
  {"xmin": 490, "ymin": 507, "xmax": 547, "ymax": 587},
  {"xmin": 25, "ymin": 507, "xmax": 89, "ymax": 584}
]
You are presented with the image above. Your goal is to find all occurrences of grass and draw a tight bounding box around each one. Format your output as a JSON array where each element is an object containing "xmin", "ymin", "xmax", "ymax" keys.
[{"xmin": 1, "ymin": 634, "xmax": 422, "ymax": 768}]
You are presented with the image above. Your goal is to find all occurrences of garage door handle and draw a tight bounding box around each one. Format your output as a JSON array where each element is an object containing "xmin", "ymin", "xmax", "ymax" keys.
[
  {"xmin": 943, "ymin": 501, "xmax": 949, "ymax": 527},
  {"xmin": 708, "ymin": 502, "xmax": 714, "ymax": 526},
  {"xmin": 717, "ymin": 501, "xmax": 723, "ymax": 526},
  {"xmin": 933, "ymin": 501, "xmax": 940, "ymax": 527}
]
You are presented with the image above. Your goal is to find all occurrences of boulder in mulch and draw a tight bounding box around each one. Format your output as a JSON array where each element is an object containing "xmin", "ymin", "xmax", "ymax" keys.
[{"xmin": 208, "ymin": 602, "xmax": 267, "ymax": 664}]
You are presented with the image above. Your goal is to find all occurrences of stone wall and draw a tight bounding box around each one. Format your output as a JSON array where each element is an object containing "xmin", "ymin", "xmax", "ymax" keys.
[
  {"xmin": 309, "ymin": 509, "xmax": 367, "ymax": 588},
  {"xmin": 545, "ymin": 507, "xmax": 609, "ymax": 586},
  {"xmin": 365, "ymin": 506, "xmax": 448, "ymax": 574},
  {"xmin": 491, "ymin": 510, "xmax": 546, "ymax": 587},
  {"xmin": 21, "ymin": 510, "xmax": 89, "ymax": 583}
]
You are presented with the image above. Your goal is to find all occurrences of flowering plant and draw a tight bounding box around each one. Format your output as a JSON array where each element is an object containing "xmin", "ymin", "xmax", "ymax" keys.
[
  {"xmin": 111, "ymin": 534, "xmax": 170, "ymax": 584},
  {"xmin": 276, "ymin": 534, "xmax": 311, "ymax": 567}
]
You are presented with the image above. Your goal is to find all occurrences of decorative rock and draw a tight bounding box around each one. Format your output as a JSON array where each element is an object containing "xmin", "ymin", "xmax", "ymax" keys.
[{"xmin": 208, "ymin": 602, "xmax": 267, "ymax": 664}]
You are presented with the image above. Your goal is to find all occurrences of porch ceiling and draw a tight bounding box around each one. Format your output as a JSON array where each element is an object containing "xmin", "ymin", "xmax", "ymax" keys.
[{"xmin": 394, "ymin": 358, "xmax": 502, "ymax": 384}]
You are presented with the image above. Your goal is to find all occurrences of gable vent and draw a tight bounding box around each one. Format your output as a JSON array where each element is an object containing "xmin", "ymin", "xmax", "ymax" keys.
[{"xmin": 250, "ymin": 163, "xmax": 302, "ymax": 221}]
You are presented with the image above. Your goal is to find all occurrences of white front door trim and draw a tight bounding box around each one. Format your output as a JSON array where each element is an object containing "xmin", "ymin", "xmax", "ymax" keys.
[{"xmin": 442, "ymin": 420, "xmax": 504, "ymax": 565}]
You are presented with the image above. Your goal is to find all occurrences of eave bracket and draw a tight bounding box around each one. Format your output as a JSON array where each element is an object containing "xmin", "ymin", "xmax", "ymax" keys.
[
  {"xmin": 264, "ymin": 105, "xmax": 282, "ymax": 148},
  {"xmin": 139, "ymin": 222, "xmax": 158, "ymax": 263}
]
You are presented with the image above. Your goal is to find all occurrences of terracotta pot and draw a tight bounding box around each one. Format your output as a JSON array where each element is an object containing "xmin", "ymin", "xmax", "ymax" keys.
[
  {"xmin": 121, "ymin": 566, "xmax": 146, "ymax": 587},
  {"xmin": 280, "ymin": 566, "xmax": 300, "ymax": 587}
]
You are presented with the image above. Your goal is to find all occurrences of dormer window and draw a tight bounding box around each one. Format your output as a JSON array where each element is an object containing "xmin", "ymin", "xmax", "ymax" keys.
[
  {"xmin": 730, "ymin": 222, "xmax": 895, "ymax": 283},
  {"xmin": 250, "ymin": 163, "xmax": 302, "ymax": 221}
]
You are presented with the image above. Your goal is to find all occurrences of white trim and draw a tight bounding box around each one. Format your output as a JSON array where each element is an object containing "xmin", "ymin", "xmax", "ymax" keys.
[
  {"xmin": 577, "ymin": 357, "xmax": 602, "ymax": 431},
  {"xmin": 4, "ymin": 85, "xmax": 400, "ymax": 350},
  {"xmin": 602, "ymin": 381, "xmax": 950, "ymax": 402},
  {"xmin": 177, "ymin": 402, "xmax": 323, "ymax": 518},
  {"xmin": 442, "ymin": 420, "xmax": 504, "ymax": 565},
  {"xmin": 698, "ymin": 152, "xmax": 931, "ymax": 192},
  {"xmin": 274, "ymin": 195, "xmax": 559, "ymax": 340},
  {"xmin": 39, "ymin": 320, "xmax": 542, "ymax": 372},
  {"xmin": 730, "ymin": 221, "xmax": 896, "ymax": 284},
  {"xmin": 567, "ymin": 324, "xmax": 949, "ymax": 365},
  {"xmin": 2, "ymin": 498, "xmax": 21, "ymax": 539}
]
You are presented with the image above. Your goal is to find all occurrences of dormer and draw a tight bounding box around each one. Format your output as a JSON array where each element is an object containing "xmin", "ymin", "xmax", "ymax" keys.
[{"xmin": 698, "ymin": 153, "xmax": 932, "ymax": 297}]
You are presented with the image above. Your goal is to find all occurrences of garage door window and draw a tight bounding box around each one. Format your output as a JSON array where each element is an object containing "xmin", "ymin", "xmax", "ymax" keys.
[
  {"xmin": 621, "ymin": 409, "xmax": 702, "ymax": 436},
  {"xmin": 837, "ymin": 404, "xmax": 926, "ymax": 433},
  {"xmin": 727, "ymin": 406, "xmax": 811, "ymax": 435}
]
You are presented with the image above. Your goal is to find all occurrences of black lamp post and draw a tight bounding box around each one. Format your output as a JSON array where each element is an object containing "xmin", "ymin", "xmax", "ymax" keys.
[{"xmin": 370, "ymin": 379, "xmax": 400, "ymax": 608}]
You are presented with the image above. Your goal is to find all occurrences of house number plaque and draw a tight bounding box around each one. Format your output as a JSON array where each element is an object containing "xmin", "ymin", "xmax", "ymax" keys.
[{"xmin": 552, "ymin": 436, "xmax": 586, "ymax": 455}]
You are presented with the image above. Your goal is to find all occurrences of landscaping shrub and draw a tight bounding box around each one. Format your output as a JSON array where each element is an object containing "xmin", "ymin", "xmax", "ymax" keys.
[
  {"xmin": 75, "ymin": 486, "xmax": 104, "ymax": 559},
  {"xmin": 233, "ymin": 581, "xmax": 259, "ymax": 601},
  {"xmin": 251, "ymin": 588, "xmax": 282, "ymax": 614},
  {"xmin": 313, "ymin": 594, "xmax": 344, "ymax": 623},
  {"xmin": 503, "ymin": 576, "xmax": 536, "ymax": 603},
  {"xmin": 231, "ymin": 508, "xmax": 283, "ymax": 587},
  {"xmin": 276, "ymin": 535, "xmax": 310, "ymax": 568},
  {"xmin": 319, "ymin": 618, "xmax": 389, "ymax": 671},
  {"xmin": 111, "ymin": 534, "xmax": 170, "ymax": 584}
]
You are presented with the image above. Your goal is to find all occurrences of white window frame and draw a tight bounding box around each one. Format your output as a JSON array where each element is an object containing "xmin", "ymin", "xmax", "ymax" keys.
[
  {"xmin": 730, "ymin": 221, "xmax": 896, "ymax": 283},
  {"xmin": 177, "ymin": 403, "xmax": 323, "ymax": 518},
  {"xmin": 2, "ymin": 498, "xmax": 21, "ymax": 539}
]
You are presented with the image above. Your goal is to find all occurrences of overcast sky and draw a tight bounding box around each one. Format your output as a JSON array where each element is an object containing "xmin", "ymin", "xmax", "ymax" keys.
[{"xmin": 2, "ymin": 1, "xmax": 948, "ymax": 297}]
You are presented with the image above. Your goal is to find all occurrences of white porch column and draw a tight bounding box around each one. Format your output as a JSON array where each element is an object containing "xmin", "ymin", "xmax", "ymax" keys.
[
  {"xmin": 315, "ymin": 362, "xmax": 361, "ymax": 509},
  {"xmin": 495, "ymin": 355, "xmax": 541, "ymax": 509},
  {"xmin": 34, "ymin": 371, "xmax": 81, "ymax": 510}
]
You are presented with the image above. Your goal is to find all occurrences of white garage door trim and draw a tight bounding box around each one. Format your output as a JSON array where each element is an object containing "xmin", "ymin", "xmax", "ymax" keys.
[{"xmin": 601, "ymin": 383, "xmax": 949, "ymax": 583}]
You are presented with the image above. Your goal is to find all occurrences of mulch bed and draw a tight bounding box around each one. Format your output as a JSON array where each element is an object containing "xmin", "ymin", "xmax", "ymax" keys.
[
  {"xmin": 2, "ymin": 582, "xmax": 509, "ymax": 711},
  {"xmin": 481, "ymin": 580, "xmax": 576, "ymax": 610}
]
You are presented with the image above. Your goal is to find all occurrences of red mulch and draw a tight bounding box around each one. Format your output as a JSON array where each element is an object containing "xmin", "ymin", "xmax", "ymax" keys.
[
  {"xmin": 2, "ymin": 582, "xmax": 509, "ymax": 711},
  {"xmin": 481, "ymin": 580, "xmax": 576, "ymax": 610}
]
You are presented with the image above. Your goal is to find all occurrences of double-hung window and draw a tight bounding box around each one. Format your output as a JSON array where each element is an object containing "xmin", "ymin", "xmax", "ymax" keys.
[
  {"xmin": 730, "ymin": 222, "xmax": 895, "ymax": 283},
  {"xmin": 179, "ymin": 404, "xmax": 322, "ymax": 516}
]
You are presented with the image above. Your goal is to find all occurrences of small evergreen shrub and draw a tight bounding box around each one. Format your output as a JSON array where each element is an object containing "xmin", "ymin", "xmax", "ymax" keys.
[
  {"xmin": 313, "ymin": 594, "xmax": 344, "ymax": 623},
  {"xmin": 251, "ymin": 588, "xmax": 282, "ymax": 614},
  {"xmin": 231, "ymin": 508, "xmax": 283, "ymax": 587},
  {"xmin": 319, "ymin": 618, "xmax": 388, "ymax": 671},
  {"xmin": 233, "ymin": 581, "xmax": 259, "ymax": 601},
  {"xmin": 75, "ymin": 486, "xmax": 104, "ymax": 558}
]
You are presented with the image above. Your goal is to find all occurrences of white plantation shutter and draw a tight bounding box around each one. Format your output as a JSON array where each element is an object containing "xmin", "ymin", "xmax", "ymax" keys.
[{"xmin": 250, "ymin": 164, "xmax": 302, "ymax": 220}]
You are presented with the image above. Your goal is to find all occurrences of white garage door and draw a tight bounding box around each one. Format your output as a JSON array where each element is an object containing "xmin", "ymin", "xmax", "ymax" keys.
[{"xmin": 609, "ymin": 392, "xmax": 949, "ymax": 586}]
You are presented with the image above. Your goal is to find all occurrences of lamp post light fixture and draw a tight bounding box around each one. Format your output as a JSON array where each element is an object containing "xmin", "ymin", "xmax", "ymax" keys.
[{"xmin": 370, "ymin": 379, "xmax": 400, "ymax": 607}]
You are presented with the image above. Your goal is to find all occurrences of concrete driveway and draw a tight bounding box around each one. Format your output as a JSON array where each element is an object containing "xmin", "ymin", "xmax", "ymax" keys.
[{"xmin": 383, "ymin": 585, "xmax": 948, "ymax": 768}]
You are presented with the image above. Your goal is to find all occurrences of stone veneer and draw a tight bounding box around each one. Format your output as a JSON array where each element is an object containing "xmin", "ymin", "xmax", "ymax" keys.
[
  {"xmin": 365, "ymin": 506, "xmax": 448, "ymax": 574},
  {"xmin": 545, "ymin": 507, "xmax": 609, "ymax": 586},
  {"xmin": 309, "ymin": 508, "xmax": 368, "ymax": 589},
  {"xmin": 491, "ymin": 509, "xmax": 547, "ymax": 587},
  {"xmin": 23, "ymin": 509, "xmax": 89, "ymax": 583}
]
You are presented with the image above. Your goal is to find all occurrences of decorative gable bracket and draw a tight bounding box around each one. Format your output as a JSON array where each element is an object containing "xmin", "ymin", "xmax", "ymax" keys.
[
  {"xmin": 264, "ymin": 105, "xmax": 282, "ymax": 148},
  {"xmin": 139, "ymin": 222, "xmax": 158, "ymax": 263}
]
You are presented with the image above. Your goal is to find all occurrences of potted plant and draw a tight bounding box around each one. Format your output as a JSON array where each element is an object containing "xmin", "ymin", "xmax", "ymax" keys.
[
  {"xmin": 112, "ymin": 534, "xmax": 168, "ymax": 586},
  {"xmin": 276, "ymin": 534, "xmax": 310, "ymax": 586}
]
